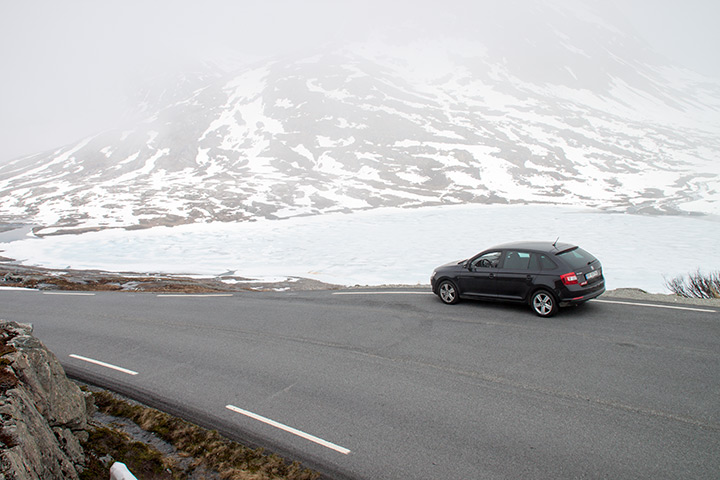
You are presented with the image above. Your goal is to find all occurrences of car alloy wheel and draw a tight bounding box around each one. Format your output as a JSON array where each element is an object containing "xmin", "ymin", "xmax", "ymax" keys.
[
  {"xmin": 531, "ymin": 290, "xmax": 557, "ymax": 317},
  {"xmin": 438, "ymin": 280, "xmax": 459, "ymax": 304}
]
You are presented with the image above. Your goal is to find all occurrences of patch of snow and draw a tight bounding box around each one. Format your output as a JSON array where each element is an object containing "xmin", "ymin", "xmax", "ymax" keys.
[
  {"xmin": 444, "ymin": 171, "xmax": 481, "ymax": 188},
  {"xmin": 221, "ymin": 276, "xmax": 293, "ymax": 284},
  {"xmin": 396, "ymin": 171, "xmax": 428, "ymax": 184},
  {"xmin": 274, "ymin": 98, "xmax": 293, "ymax": 108},
  {"xmin": 291, "ymin": 145, "xmax": 315, "ymax": 162}
]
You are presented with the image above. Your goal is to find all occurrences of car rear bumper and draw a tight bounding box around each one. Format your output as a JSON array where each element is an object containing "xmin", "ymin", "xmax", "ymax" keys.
[{"xmin": 558, "ymin": 282, "xmax": 605, "ymax": 306}]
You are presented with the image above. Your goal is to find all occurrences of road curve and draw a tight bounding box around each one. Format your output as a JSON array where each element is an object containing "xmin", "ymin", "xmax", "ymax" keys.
[{"xmin": 1, "ymin": 288, "xmax": 719, "ymax": 479}]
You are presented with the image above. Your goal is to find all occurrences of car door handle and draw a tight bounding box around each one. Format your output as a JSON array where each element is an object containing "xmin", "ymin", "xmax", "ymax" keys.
[{"xmin": 489, "ymin": 273, "xmax": 495, "ymax": 279}]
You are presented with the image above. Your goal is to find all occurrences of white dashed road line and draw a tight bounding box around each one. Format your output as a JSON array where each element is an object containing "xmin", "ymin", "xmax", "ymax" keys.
[
  {"xmin": 69, "ymin": 354, "xmax": 139, "ymax": 375},
  {"xmin": 225, "ymin": 404, "xmax": 351, "ymax": 455}
]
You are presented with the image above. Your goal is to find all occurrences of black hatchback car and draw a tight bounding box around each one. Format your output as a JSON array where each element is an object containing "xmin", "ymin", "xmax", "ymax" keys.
[{"xmin": 430, "ymin": 241, "xmax": 605, "ymax": 317}]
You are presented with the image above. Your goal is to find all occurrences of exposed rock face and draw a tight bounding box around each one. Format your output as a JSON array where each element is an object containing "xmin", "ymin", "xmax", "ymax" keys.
[{"xmin": 0, "ymin": 321, "xmax": 92, "ymax": 480}]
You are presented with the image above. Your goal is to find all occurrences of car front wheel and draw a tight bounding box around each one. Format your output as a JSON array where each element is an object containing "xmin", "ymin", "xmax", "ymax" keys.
[
  {"xmin": 438, "ymin": 280, "xmax": 460, "ymax": 305},
  {"xmin": 530, "ymin": 290, "xmax": 558, "ymax": 317}
]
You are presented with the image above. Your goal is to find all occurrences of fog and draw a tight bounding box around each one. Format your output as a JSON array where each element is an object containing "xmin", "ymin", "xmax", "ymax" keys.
[{"xmin": 1, "ymin": 0, "xmax": 718, "ymax": 164}]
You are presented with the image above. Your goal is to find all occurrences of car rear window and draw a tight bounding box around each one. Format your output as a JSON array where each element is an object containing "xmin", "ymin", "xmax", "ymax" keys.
[
  {"xmin": 536, "ymin": 254, "xmax": 557, "ymax": 271},
  {"xmin": 556, "ymin": 247, "xmax": 596, "ymax": 269}
]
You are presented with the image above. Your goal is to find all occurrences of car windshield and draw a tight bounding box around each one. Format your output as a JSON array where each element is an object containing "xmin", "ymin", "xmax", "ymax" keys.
[{"xmin": 557, "ymin": 247, "xmax": 596, "ymax": 269}]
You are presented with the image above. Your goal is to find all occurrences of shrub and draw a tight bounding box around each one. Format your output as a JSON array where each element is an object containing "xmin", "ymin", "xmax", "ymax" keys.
[{"xmin": 665, "ymin": 270, "xmax": 720, "ymax": 299}]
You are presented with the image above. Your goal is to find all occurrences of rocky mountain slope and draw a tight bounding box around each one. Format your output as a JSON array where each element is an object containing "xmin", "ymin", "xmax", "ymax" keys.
[{"xmin": 1, "ymin": 1, "xmax": 719, "ymax": 235}]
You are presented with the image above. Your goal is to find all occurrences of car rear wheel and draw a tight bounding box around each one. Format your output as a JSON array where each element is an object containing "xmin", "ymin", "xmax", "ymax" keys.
[
  {"xmin": 530, "ymin": 290, "xmax": 557, "ymax": 317},
  {"xmin": 438, "ymin": 280, "xmax": 459, "ymax": 304}
]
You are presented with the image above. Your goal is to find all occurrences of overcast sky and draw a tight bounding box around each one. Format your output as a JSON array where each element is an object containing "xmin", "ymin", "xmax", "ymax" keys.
[{"xmin": 1, "ymin": 0, "xmax": 718, "ymax": 164}]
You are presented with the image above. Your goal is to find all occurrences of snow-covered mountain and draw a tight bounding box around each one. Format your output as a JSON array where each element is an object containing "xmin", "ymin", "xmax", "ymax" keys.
[{"xmin": 1, "ymin": 1, "xmax": 719, "ymax": 235}]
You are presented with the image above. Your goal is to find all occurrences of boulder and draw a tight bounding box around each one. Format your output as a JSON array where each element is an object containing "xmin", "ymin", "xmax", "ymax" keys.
[{"xmin": 0, "ymin": 321, "xmax": 92, "ymax": 479}]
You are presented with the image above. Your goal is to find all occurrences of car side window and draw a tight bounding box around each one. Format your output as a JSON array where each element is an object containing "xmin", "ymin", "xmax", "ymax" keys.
[
  {"xmin": 528, "ymin": 253, "xmax": 541, "ymax": 271},
  {"xmin": 502, "ymin": 251, "xmax": 531, "ymax": 270},
  {"xmin": 471, "ymin": 251, "xmax": 501, "ymax": 269}
]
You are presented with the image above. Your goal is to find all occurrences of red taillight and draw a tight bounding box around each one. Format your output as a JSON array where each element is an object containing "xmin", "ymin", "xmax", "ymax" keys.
[{"xmin": 561, "ymin": 272, "xmax": 579, "ymax": 285}]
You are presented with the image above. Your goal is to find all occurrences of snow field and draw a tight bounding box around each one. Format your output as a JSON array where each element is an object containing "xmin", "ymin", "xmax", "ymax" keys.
[{"xmin": 2, "ymin": 204, "xmax": 719, "ymax": 293}]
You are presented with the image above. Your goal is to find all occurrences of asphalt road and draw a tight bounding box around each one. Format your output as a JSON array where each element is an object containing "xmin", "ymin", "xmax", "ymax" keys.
[{"xmin": 1, "ymin": 288, "xmax": 719, "ymax": 479}]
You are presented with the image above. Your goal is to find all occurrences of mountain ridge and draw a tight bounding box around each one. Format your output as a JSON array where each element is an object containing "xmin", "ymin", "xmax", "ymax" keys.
[{"xmin": 2, "ymin": 6, "xmax": 719, "ymax": 235}]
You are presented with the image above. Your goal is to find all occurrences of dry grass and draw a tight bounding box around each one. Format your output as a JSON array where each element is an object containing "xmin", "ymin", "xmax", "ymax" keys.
[
  {"xmin": 665, "ymin": 270, "xmax": 720, "ymax": 299},
  {"xmin": 91, "ymin": 390, "xmax": 319, "ymax": 480},
  {"xmin": 80, "ymin": 427, "xmax": 177, "ymax": 480},
  {"xmin": 0, "ymin": 261, "xmax": 231, "ymax": 293}
]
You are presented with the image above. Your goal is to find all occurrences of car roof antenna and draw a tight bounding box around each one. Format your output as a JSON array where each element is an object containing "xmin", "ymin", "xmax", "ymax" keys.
[{"xmin": 553, "ymin": 236, "xmax": 559, "ymax": 248}]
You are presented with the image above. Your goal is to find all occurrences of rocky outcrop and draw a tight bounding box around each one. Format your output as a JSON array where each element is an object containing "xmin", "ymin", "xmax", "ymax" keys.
[{"xmin": 0, "ymin": 321, "xmax": 92, "ymax": 480}]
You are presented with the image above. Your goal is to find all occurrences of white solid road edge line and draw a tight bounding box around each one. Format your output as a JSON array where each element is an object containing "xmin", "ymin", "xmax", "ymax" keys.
[
  {"xmin": 42, "ymin": 292, "xmax": 96, "ymax": 296},
  {"xmin": 334, "ymin": 292, "xmax": 717, "ymax": 313},
  {"xmin": 333, "ymin": 291, "xmax": 432, "ymax": 295},
  {"xmin": 225, "ymin": 405, "xmax": 351, "ymax": 455},
  {"xmin": 593, "ymin": 299, "xmax": 717, "ymax": 313},
  {"xmin": 69, "ymin": 354, "xmax": 139, "ymax": 376},
  {"xmin": 157, "ymin": 294, "xmax": 234, "ymax": 297}
]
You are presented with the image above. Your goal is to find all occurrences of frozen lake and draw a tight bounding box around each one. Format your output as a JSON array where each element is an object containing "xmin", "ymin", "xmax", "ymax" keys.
[{"xmin": 2, "ymin": 204, "xmax": 719, "ymax": 293}]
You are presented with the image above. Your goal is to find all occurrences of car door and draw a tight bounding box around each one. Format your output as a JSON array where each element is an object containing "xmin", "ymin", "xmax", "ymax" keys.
[
  {"xmin": 457, "ymin": 251, "xmax": 501, "ymax": 298},
  {"xmin": 495, "ymin": 250, "xmax": 539, "ymax": 300}
]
